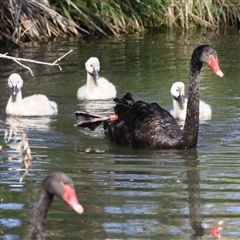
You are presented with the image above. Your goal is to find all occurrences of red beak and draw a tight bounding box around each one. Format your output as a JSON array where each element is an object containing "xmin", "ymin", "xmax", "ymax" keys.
[
  {"xmin": 61, "ymin": 182, "xmax": 84, "ymax": 214},
  {"xmin": 208, "ymin": 54, "xmax": 224, "ymax": 77}
]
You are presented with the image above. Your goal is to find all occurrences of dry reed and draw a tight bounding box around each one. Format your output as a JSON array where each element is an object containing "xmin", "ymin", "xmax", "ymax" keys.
[{"xmin": 0, "ymin": 0, "xmax": 239, "ymax": 44}]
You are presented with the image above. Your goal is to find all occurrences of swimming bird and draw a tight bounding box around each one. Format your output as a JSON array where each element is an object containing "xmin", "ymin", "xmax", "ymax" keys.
[
  {"xmin": 77, "ymin": 57, "xmax": 117, "ymax": 100},
  {"xmin": 170, "ymin": 81, "xmax": 212, "ymax": 121},
  {"xmin": 29, "ymin": 172, "xmax": 84, "ymax": 240},
  {"xmin": 75, "ymin": 45, "xmax": 223, "ymax": 149},
  {"xmin": 6, "ymin": 73, "xmax": 58, "ymax": 116}
]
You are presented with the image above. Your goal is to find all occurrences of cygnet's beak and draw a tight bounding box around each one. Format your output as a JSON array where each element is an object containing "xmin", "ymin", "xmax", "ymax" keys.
[
  {"xmin": 12, "ymin": 86, "xmax": 18, "ymax": 95},
  {"xmin": 11, "ymin": 86, "xmax": 19, "ymax": 102},
  {"xmin": 178, "ymin": 94, "xmax": 185, "ymax": 104},
  {"xmin": 93, "ymin": 68, "xmax": 99, "ymax": 80}
]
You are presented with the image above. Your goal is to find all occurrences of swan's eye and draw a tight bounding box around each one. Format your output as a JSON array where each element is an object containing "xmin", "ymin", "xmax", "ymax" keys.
[
  {"xmin": 90, "ymin": 65, "xmax": 95, "ymax": 72},
  {"xmin": 17, "ymin": 81, "xmax": 21, "ymax": 89}
]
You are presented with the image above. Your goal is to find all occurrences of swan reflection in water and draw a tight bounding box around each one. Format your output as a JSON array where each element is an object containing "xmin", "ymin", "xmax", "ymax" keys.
[
  {"xmin": 97, "ymin": 150, "xmax": 225, "ymax": 239},
  {"xmin": 5, "ymin": 116, "xmax": 56, "ymax": 134},
  {"xmin": 5, "ymin": 116, "xmax": 55, "ymax": 159}
]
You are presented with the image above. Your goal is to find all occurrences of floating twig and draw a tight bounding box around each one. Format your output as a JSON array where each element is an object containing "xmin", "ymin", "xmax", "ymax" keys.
[
  {"xmin": 0, "ymin": 49, "xmax": 73, "ymax": 76},
  {"xmin": 13, "ymin": 59, "xmax": 35, "ymax": 76}
]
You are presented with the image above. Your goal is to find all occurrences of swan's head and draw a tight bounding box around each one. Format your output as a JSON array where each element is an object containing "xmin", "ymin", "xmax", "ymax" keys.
[
  {"xmin": 197, "ymin": 45, "xmax": 224, "ymax": 77},
  {"xmin": 8, "ymin": 73, "xmax": 23, "ymax": 100},
  {"xmin": 46, "ymin": 172, "xmax": 84, "ymax": 214},
  {"xmin": 85, "ymin": 57, "xmax": 100, "ymax": 80},
  {"xmin": 170, "ymin": 82, "xmax": 185, "ymax": 104}
]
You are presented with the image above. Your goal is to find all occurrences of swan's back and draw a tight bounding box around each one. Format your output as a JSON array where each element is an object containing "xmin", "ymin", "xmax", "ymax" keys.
[
  {"xmin": 21, "ymin": 94, "xmax": 58, "ymax": 116},
  {"xmin": 6, "ymin": 73, "xmax": 58, "ymax": 116},
  {"xmin": 104, "ymin": 95, "xmax": 182, "ymax": 149},
  {"xmin": 77, "ymin": 57, "xmax": 117, "ymax": 100},
  {"xmin": 186, "ymin": 98, "xmax": 212, "ymax": 120},
  {"xmin": 77, "ymin": 77, "xmax": 116, "ymax": 100},
  {"xmin": 199, "ymin": 100, "xmax": 212, "ymax": 120}
]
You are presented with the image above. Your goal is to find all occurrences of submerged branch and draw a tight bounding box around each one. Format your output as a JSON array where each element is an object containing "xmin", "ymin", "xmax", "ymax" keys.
[
  {"xmin": 0, "ymin": 118, "xmax": 33, "ymax": 182},
  {"xmin": 0, "ymin": 50, "xmax": 73, "ymax": 76}
]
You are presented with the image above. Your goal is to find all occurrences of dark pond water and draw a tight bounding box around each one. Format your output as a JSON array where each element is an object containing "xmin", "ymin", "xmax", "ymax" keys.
[{"xmin": 0, "ymin": 29, "xmax": 240, "ymax": 239}]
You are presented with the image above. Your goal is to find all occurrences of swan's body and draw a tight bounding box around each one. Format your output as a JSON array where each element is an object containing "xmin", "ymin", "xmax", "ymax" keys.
[
  {"xmin": 103, "ymin": 45, "xmax": 223, "ymax": 149},
  {"xmin": 76, "ymin": 45, "xmax": 223, "ymax": 149},
  {"xmin": 170, "ymin": 81, "xmax": 212, "ymax": 121},
  {"xmin": 29, "ymin": 172, "xmax": 84, "ymax": 240},
  {"xmin": 6, "ymin": 73, "xmax": 58, "ymax": 116},
  {"xmin": 77, "ymin": 57, "xmax": 117, "ymax": 100}
]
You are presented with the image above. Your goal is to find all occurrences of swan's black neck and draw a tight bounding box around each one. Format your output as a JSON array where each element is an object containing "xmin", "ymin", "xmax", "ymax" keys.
[
  {"xmin": 181, "ymin": 53, "xmax": 203, "ymax": 148},
  {"xmin": 29, "ymin": 188, "xmax": 54, "ymax": 240}
]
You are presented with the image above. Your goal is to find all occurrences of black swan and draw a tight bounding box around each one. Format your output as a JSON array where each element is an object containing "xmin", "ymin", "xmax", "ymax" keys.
[
  {"xmin": 77, "ymin": 57, "xmax": 117, "ymax": 100},
  {"xmin": 170, "ymin": 81, "xmax": 212, "ymax": 121},
  {"xmin": 29, "ymin": 172, "xmax": 84, "ymax": 240},
  {"xmin": 75, "ymin": 45, "xmax": 223, "ymax": 149},
  {"xmin": 6, "ymin": 73, "xmax": 58, "ymax": 116}
]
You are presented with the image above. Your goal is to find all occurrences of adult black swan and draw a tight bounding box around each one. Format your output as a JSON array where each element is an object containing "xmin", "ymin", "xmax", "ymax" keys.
[
  {"xmin": 29, "ymin": 172, "xmax": 84, "ymax": 240},
  {"xmin": 75, "ymin": 45, "xmax": 223, "ymax": 149}
]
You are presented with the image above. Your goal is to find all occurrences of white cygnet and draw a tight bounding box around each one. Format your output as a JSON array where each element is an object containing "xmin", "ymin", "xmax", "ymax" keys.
[
  {"xmin": 170, "ymin": 81, "xmax": 212, "ymax": 121},
  {"xmin": 6, "ymin": 73, "xmax": 58, "ymax": 116},
  {"xmin": 77, "ymin": 57, "xmax": 117, "ymax": 100}
]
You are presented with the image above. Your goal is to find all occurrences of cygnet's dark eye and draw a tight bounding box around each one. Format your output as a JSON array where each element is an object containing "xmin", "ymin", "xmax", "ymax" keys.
[{"xmin": 90, "ymin": 64, "xmax": 95, "ymax": 71}]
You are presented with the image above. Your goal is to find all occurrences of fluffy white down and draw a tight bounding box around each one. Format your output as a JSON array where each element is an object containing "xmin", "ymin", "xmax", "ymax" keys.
[
  {"xmin": 6, "ymin": 73, "xmax": 58, "ymax": 116},
  {"xmin": 170, "ymin": 81, "xmax": 212, "ymax": 121},
  {"xmin": 77, "ymin": 57, "xmax": 117, "ymax": 100}
]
